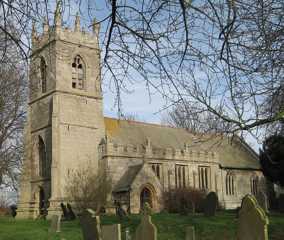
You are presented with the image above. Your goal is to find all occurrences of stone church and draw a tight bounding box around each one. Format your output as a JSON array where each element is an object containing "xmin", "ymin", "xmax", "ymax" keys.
[{"xmin": 17, "ymin": 13, "xmax": 265, "ymax": 218}]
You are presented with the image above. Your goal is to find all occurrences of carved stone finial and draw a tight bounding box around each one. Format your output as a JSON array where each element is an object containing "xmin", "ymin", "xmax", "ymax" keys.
[
  {"xmin": 74, "ymin": 12, "xmax": 80, "ymax": 31},
  {"xmin": 54, "ymin": 0, "xmax": 62, "ymax": 28},
  {"xmin": 92, "ymin": 17, "xmax": 100, "ymax": 37}
]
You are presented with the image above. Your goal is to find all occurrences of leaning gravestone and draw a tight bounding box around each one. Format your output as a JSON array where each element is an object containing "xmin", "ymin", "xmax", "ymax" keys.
[
  {"xmin": 203, "ymin": 192, "xmax": 218, "ymax": 217},
  {"xmin": 101, "ymin": 224, "xmax": 121, "ymax": 240},
  {"xmin": 237, "ymin": 194, "xmax": 269, "ymax": 240},
  {"xmin": 135, "ymin": 205, "xmax": 157, "ymax": 240},
  {"xmin": 256, "ymin": 191, "xmax": 269, "ymax": 213},
  {"xmin": 79, "ymin": 209, "xmax": 102, "ymax": 240},
  {"xmin": 48, "ymin": 215, "xmax": 61, "ymax": 233}
]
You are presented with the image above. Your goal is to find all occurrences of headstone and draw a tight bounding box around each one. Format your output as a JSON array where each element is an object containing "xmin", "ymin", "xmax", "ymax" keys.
[
  {"xmin": 48, "ymin": 215, "xmax": 61, "ymax": 233},
  {"xmin": 10, "ymin": 205, "xmax": 17, "ymax": 218},
  {"xmin": 237, "ymin": 194, "xmax": 269, "ymax": 240},
  {"xmin": 125, "ymin": 228, "xmax": 131, "ymax": 240},
  {"xmin": 185, "ymin": 226, "xmax": 195, "ymax": 240},
  {"xmin": 256, "ymin": 191, "xmax": 269, "ymax": 213},
  {"xmin": 60, "ymin": 203, "xmax": 68, "ymax": 220},
  {"xmin": 134, "ymin": 206, "xmax": 157, "ymax": 240},
  {"xmin": 203, "ymin": 192, "xmax": 218, "ymax": 217},
  {"xmin": 101, "ymin": 224, "xmax": 121, "ymax": 240},
  {"xmin": 115, "ymin": 201, "xmax": 127, "ymax": 220},
  {"xmin": 67, "ymin": 203, "xmax": 76, "ymax": 220},
  {"xmin": 142, "ymin": 202, "xmax": 152, "ymax": 215},
  {"xmin": 79, "ymin": 209, "xmax": 102, "ymax": 240},
  {"xmin": 278, "ymin": 194, "xmax": 284, "ymax": 213}
]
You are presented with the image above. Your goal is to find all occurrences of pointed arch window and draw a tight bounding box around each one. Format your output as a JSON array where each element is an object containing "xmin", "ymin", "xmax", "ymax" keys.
[
  {"xmin": 40, "ymin": 57, "xmax": 47, "ymax": 93},
  {"xmin": 38, "ymin": 136, "xmax": 51, "ymax": 179},
  {"xmin": 226, "ymin": 172, "xmax": 235, "ymax": 195},
  {"xmin": 72, "ymin": 55, "xmax": 85, "ymax": 89}
]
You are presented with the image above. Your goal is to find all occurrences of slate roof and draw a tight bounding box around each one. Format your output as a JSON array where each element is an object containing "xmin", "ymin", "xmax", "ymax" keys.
[{"xmin": 104, "ymin": 117, "xmax": 260, "ymax": 170}]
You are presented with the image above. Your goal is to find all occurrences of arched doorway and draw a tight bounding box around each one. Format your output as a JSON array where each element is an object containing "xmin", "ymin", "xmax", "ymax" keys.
[{"xmin": 140, "ymin": 187, "xmax": 153, "ymax": 209}]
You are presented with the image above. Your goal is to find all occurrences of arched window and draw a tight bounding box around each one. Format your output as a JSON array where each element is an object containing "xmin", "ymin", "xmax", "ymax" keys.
[
  {"xmin": 40, "ymin": 57, "xmax": 47, "ymax": 93},
  {"xmin": 72, "ymin": 55, "xmax": 85, "ymax": 89},
  {"xmin": 38, "ymin": 136, "xmax": 51, "ymax": 179},
  {"xmin": 251, "ymin": 176, "xmax": 258, "ymax": 195},
  {"xmin": 226, "ymin": 172, "xmax": 235, "ymax": 195}
]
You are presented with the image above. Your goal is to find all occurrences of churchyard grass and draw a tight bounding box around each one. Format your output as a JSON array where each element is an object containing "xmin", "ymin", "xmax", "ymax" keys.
[{"xmin": 0, "ymin": 211, "xmax": 284, "ymax": 240}]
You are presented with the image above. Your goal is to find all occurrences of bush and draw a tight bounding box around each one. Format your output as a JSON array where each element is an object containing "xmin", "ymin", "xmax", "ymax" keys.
[{"xmin": 163, "ymin": 187, "xmax": 206, "ymax": 214}]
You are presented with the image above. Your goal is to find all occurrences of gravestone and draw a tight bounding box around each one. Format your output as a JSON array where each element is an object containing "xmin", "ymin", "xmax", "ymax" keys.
[
  {"xmin": 135, "ymin": 206, "xmax": 157, "ymax": 240},
  {"xmin": 115, "ymin": 202, "xmax": 127, "ymax": 220},
  {"xmin": 185, "ymin": 226, "xmax": 195, "ymax": 240},
  {"xmin": 101, "ymin": 224, "xmax": 121, "ymax": 240},
  {"xmin": 80, "ymin": 209, "xmax": 102, "ymax": 240},
  {"xmin": 256, "ymin": 191, "xmax": 269, "ymax": 213},
  {"xmin": 237, "ymin": 194, "xmax": 269, "ymax": 240},
  {"xmin": 48, "ymin": 215, "xmax": 61, "ymax": 233},
  {"xmin": 203, "ymin": 192, "xmax": 218, "ymax": 217},
  {"xmin": 125, "ymin": 228, "xmax": 131, "ymax": 240},
  {"xmin": 60, "ymin": 203, "xmax": 68, "ymax": 220},
  {"xmin": 67, "ymin": 203, "xmax": 76, "ymax": 220},
  {"xmin": 278, "ymin": 194, "xmax": 284, "ymax": 213}
]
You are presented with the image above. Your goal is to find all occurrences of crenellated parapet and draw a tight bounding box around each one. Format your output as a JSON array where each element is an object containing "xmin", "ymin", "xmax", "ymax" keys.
[
  {"xmin": 31, "ymin": 9, "xmax": 100, "ymax": 54},
  {"xmin": 101, "ymin": 137, "xmax": 218, "ymax": 164}
]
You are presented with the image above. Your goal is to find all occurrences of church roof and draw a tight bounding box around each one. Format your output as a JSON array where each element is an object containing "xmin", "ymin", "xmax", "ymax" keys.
[
  {"xmin": 113, "ymin": 164, "xmax": 143, "ymax": 192},
  {"xmin": 104, "ymin": 117, "xmax": 260, "ymax": 170}
]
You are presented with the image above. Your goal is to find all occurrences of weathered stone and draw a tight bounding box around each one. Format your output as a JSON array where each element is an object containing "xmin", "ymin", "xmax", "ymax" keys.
[
  {"xmin": 256, "ymin": 191, "xmax": 269, "ymax": 213},
  {"xmin": 185, "ymin": 226, "xmax": 195, "ymax": 240},
  {"xmin": 237, "ymin": 194, "xmax": 269, "ymax": 240},
  {"xmin": 135, "ymin": 211, "xmax": 157, "ymax": 240},
  {"xmin": 79, "ymin": 209, "xmax": 102, "ymax": 240},
  {"xmin": 48, "ymin": 215, "xmax": 61, "ymax": 233},
  {"xmin": 101, "ymin": 224, "xmax": 121, "ymax": 240},
  {"xmin": 203, "ymin": 192, "xmax": 218, "ymax": 217}
]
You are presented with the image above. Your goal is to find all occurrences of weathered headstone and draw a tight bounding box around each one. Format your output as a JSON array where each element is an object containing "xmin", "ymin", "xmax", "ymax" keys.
[
  {"xmin": 101, "ymin": 224, "xmax": 121, "ymax": 240},
  {"xmin": 79, "ymin": 209, "xmax": 102, "ymax": 240},
  {"xmin": 237, "ymin": 194, "xmax": 269, "ymax": 240},
  {"xmin": 48, "ymin": 215, "xmax": 61, "ymax": 233},
  {"xmin": 135, "ymin": 206, "xmax": 157, "ymax": 240},
  {"xmin": 278, "ymin": 194, "xmax": 284, "ymax": 213},
  {"xmin": 203, "ymin": 192, "xmax": 218, "ymax": 217},
  {"xmin": 185, "ymin": 226, "xmax": 195, "ymax": 240},
  {"xmin": 67, "ymin": 203, "xmax": 76, "ymax": 220},
  {"xmin": 256, "ymin": 191, "xmax": 269, "ymax": 213}
]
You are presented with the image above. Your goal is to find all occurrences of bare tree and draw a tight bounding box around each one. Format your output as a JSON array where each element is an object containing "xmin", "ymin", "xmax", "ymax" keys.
[
  {"xmin": 65, "ymin": 166, "xmax": 112, "ymax": 213},
  {"xmin": 1, "ymin": 0, "xmax": 283, "ymax": 138}
]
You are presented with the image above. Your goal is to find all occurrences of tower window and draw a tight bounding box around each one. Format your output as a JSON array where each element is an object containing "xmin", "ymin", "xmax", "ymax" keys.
[
  {"xmin": 72, "ymin": 55, "xmax": 85, "ymax": 90},
  {"xmin": 40, "ymin": 57, "xmax": 47, "ymax": 93}
]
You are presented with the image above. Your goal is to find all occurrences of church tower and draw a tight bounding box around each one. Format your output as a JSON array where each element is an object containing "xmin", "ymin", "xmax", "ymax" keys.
[{"xmin": 17, "ymin": 9, "xmax": 105, "ymax": 218}]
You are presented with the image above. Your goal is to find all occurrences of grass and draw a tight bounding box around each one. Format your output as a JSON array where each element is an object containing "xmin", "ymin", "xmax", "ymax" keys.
[{"xmin": 0, "ymin": 211, "xmax": 284, "ymax": 240}]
